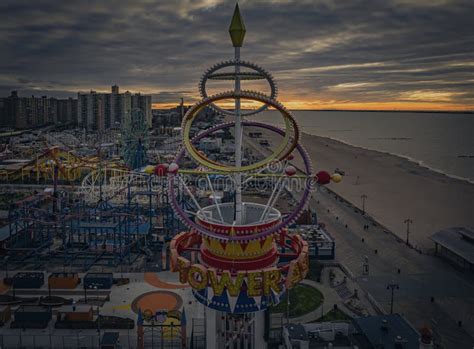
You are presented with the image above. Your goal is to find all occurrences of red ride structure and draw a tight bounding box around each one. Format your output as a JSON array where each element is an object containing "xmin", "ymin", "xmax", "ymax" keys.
[{"xmin": 167, "ymin": 5, "xmax": 341, "ymax": 348}]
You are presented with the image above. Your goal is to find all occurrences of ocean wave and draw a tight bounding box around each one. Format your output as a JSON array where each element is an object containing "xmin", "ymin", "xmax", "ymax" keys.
[{"xmin": 368, "ymin": 137, "xmax": 412, "ymax": 140}]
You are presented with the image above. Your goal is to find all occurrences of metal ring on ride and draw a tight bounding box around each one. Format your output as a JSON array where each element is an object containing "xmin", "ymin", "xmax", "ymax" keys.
[
  {"xmin": 182, "ymin": 91, "xmax": 299, "ymax": 173},
  {"xmin": 169, "ymin": 120, "xmax": 313, "ymax": 242},
  {"xmin": 207, "ymin": 72, "xmax": 265, "ymax": 80},
  {"xmin": 199, "ymin": 60, "xmax": 277, "ymax": 116}
]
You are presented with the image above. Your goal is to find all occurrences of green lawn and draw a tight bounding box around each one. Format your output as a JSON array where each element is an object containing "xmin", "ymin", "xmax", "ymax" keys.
[
  {"xmin": 313, "ymin": 308, "xmax": 352, "ymax": 322},
  {"xmin": 270, "ymin": 284, "xmax": 323, "ymax": 317}
]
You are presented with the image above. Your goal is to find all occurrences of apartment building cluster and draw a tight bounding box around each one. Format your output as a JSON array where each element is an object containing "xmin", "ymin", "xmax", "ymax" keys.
[
  {"xmin": 0, "ymin": 91, "xmax": 77, "ymax": 129},
  {"xmin": 0, "ymin": 85, "xmax": 152, "ymax": 131},
  {"xmin": 78, "ymin": 85, "xmax": 152, "ymax": 131}
]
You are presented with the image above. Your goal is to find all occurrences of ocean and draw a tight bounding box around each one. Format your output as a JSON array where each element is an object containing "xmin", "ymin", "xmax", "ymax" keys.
[{"xmin": 254, "ymin": 110, "xmax": 474, "ymax": 183}]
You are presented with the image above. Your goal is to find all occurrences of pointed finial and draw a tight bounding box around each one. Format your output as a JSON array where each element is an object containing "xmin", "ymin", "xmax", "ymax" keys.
[{"xmin": 229, "ymin": 3, "xmax": 246, "ymax": 47}]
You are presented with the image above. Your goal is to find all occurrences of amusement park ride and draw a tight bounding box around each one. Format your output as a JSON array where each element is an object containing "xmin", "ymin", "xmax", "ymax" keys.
[
  {"xmin": 1, "ymin": 112, "xmax": 177, "ymax": 269},
  {"xmin": 0, "ymin": 5, "xmax": 344, "ymax": 347},
  {"xmin": 168, "ymin": 5, "xmax": 341, "ymax": 348},
  {"xmin": 0, "ymin": 107, "xmax": 152, "ymax": 184},
  {"xmin": 0, "ymin": 137, "xmax": 126, "ymax": 183},
  {"xmin": 121, "ymin": 109, "xmax": 149, "ymax": 170}
]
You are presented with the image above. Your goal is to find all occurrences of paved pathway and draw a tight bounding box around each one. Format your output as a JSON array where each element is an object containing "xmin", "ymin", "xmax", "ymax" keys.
[
  {"xmin": 289, "ymin": 279, "xmax": 344, "ymax": 324},
  {"xmin": 0, "ymin": 271, "xmax": 202, "ymax": 348},
  {"xmin": 273, "ymin": 267, "xmax": 373, "ymax": 326},
  {"xmin": 315, "ymin": 187, "xmax": 474, "ymax": 348}
]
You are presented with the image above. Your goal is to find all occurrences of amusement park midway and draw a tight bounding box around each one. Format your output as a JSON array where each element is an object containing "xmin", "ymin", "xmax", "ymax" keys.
[{"xmin": 1, "ymin": 2, "xmax": 474, "ymax": 349}]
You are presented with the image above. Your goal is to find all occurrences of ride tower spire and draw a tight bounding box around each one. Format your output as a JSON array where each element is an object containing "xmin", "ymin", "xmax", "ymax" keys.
[
  {"xmin": 168, "ymin": 4, "xmax": 342, "ymax": 349},
  {"xmin": 230, "ymin": 3, "xmax": 247, "ymax": 224}
]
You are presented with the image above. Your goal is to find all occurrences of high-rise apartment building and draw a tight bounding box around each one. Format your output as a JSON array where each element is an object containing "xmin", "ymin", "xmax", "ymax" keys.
[
  {"xmin": 77, "ymin": 86, "xmax": 151, "ymax": 131},
  {"xmin": 57, "ymin": 98, "xmax": 78, "ymax": 125},
  {"xmin": 0, "ymin": 91, "xmax": 77, "ymax": 129}
]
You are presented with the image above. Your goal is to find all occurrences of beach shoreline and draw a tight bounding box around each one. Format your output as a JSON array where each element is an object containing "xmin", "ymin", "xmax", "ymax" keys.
[
  {"xmin": 300, "ymin": 129, "xmax": 474, "ymax": 174},
  {"xmin": 247, "ymin": 126, "xmax": 474, "ymax": 250},
  {"xmin": 301, "ymin": 131, "xmax": 474, "ymax": 185}
]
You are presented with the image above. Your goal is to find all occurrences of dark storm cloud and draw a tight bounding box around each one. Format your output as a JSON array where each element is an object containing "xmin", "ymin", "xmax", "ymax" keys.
[{"xmin": 0, "ymin": 0, "xmax": 473, "ymax": 108}]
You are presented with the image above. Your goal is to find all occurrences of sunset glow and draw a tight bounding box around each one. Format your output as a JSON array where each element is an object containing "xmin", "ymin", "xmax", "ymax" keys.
[
  {"xmin": 0, "ymin": 1, "xmax": 472, "ymax": 112},
  {"xmin": 152, "ymin": 98, "xmax": 474, "ymax": 112}
]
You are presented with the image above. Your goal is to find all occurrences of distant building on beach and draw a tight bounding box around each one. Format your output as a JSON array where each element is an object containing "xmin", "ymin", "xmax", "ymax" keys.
[
  {"xmin": 283, "ymin": 314, "xmax": 421, "ymax": 349},
  {"xmin": 77, "ymin": 85, "xmax": 152, "ymax": 131},
  {"xmin": 431, "ymin": 227, "xmax": 473, "ymax": 271}
]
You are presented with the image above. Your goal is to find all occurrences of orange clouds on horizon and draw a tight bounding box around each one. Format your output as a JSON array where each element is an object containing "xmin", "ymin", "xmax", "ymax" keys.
[{"xmin": 152, "ymin": 100, "xmax": 474, "ymax": 112}]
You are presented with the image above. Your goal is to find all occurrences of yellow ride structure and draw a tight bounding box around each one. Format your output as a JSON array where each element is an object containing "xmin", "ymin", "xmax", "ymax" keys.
[{"xmin": 0, "ymin": 146, "xmax": 125, "ymax": 183}]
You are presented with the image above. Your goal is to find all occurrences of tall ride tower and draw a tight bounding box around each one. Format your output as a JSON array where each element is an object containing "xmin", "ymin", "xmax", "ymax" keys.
[{"xmin": 168, "ymin": 4, "xmax": 341, "ymax": 348}]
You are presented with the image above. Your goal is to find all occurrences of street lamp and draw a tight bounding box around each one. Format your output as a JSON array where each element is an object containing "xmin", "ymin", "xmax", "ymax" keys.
[
  {"xmin": 96, "ymin": 294, "xmax": 100, "ymax": 347},
  {"xmin": 286, "ymin": 288, "xmax": 290, "ymax": 324},
  {"xmin": 83, "ymin": 283, "xmax": 88, "ymax": 303},
  {"xmin": 151, "ymin": 319, "xmax": 155, "ymax": 348},
  {"xmin": 360, "ymin": 194, "xmax": 367, "ymax": 215},
  {"xmin": 386, "ymin": 281, "xmax": 399, "ymax": 314},
  {"xmin": 4, "ymin": 256, "xmax": 9, "ymax": 279},
  {"xmin": 404, "ymin": 218, "xmax": 413, "ymax": 246},
  {"xmin": 48, "ymin": 277, "xmax": 52, "ymax": 299},
  {"xmin": 97, "ymin": 306, "xmax": 101, "ymax": 347}
]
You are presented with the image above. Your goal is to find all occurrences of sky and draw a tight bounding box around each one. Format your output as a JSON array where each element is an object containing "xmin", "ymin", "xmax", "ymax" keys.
[{"xmin": 0, "ymin": 0, "xmax": 473, "ymax": 111}]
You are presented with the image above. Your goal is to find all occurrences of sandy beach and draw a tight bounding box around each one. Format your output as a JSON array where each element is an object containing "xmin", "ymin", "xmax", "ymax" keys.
[{"xmin": 250, "ymin": 128, "xmax": 474, "ymax": 250}]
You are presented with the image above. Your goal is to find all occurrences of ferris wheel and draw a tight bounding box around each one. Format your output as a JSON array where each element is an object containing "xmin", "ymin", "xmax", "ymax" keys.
[{"xmin": 121, "ymin": 108, "xmax": 149, "ymax": 170}]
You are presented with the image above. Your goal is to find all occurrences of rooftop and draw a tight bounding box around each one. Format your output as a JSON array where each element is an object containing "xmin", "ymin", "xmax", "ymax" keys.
[
  {"xmin": 431, "ymin": 227, "xmax": 474, "ymax": 264},
  {"xmin": 101, "ymin": 332, "xmax": 120, "ymax": 345},
  {"xmin": 286, "ymin": 324, "xmax": 308, "ymax": 341},
  {"xmin": 353, "ymin": 314, "xmax": 420, "ymax": 349},
  {"xmin": 16, "ymin": 305, "xmax": 51, "ymax": 313},
  {"xmin": 60, "ymin": 305, "xmax": 92, "ymax": 313},
  {"xmin": 85, "ymin": 272, "xmax": 113, "ymax": 277}
]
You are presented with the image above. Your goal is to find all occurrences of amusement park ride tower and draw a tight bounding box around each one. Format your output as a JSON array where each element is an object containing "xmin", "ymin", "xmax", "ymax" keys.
[{"xmin": 169, "ymin": 4, "xmax": 341, "ymax": 348}]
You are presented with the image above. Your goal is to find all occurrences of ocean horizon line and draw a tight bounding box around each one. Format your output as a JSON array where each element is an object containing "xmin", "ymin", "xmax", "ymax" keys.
[{"xmin": 152, "ymin": 106, "xmax": 474, "ymax": 114}]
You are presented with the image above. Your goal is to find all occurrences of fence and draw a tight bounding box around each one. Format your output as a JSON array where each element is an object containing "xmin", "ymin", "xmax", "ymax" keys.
[{"xmin": 0, "ymin": 332, "xmax": 183, "ymax": 349}]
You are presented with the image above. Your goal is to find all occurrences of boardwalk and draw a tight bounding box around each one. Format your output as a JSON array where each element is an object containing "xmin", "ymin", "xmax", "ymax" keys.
[{"xmin": 315, "ymin": 187, "xmax": 474, "ymax": 348}]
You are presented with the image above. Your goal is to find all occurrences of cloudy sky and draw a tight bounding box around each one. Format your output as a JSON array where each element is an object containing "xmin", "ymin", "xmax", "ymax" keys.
[{"xmin": 1, "ymin": 0, "xmax": 473, "ymax": 110}]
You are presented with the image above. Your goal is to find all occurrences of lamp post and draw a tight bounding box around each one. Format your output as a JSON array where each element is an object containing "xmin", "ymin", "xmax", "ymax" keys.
[
  {"xmin": 4, "ymin": 256, "xmax": 9, "ymax": 279},
  {"xmin": 386, "ymin": 282, "xmax": 399, "ymax": 314},
  {"xmin": 404, "ymin": 218, "xmax": 413, "ymax": 246},
  {"xmin": 97, "ymin": 302, "xmax": 101, "ymax": 347},
  {"xmin": 151, "ymin": 320, "xmax": 155, "ymax": 348},
  {"xmin": 360, "ymin": 194, "xmax": 367, "ymax": 215}
]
